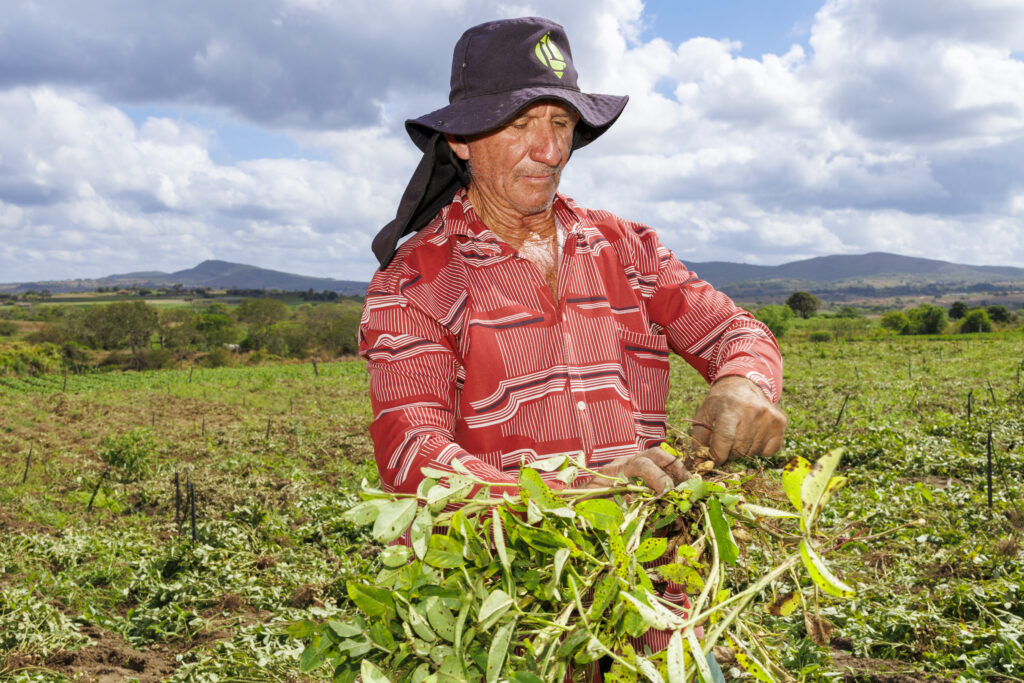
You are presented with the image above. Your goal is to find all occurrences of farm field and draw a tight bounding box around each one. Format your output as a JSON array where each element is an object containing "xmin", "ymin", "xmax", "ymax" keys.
[{"xmin": 1, "ymin": 335, "xmax": 1022, "ymax": 682}]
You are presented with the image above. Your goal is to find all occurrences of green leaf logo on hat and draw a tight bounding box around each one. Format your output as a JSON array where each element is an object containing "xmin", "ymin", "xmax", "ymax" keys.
[{"xmin": 534, "ymin": 32, "xmax": 566, "ymax": 78}]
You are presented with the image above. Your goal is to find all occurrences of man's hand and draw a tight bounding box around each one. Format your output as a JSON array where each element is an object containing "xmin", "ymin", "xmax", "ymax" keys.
[
  {"xmin": 692, "ymin": 375, "xmax": 787, "ymax": 465},
  {"xmin": 579, "ymin": 446, "xmax": 691, "ymax": 495}
]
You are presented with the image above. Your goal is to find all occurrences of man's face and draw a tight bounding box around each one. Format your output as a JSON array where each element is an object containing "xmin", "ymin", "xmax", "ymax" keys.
[{"xmin": 447, "ymin": 101, "xmax": 578, "ymax": 219}]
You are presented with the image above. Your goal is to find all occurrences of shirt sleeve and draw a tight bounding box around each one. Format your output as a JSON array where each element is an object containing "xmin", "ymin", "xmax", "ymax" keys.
[
  {"xmin": 359, "ymin": 288, "xmax": 520, "ymax": 496},
  {"xmin": 631, "ymin": 224, "xmax": 783, "ymax": 403}
]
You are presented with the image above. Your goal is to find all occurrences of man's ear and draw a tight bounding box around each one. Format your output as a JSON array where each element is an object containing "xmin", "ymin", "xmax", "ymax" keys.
[{"xmin": 445, "ymin": 134, "xmax": 470, "ymax": 161}]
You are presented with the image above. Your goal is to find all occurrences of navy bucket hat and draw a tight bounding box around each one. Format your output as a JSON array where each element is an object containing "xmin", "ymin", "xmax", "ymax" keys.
[{"xmin": 372, "ymin": 16, "xmax": 628, "ymax": 269}]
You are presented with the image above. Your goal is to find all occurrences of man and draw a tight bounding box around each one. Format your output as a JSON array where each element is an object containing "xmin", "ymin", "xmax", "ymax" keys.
[{"xmin": 361, "ymin": 16, "xmax": 786, "ymax": 501}]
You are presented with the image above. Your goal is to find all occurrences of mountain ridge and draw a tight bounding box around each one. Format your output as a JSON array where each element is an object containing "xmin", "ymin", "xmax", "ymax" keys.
[{"xmin": 2, "ymin": 252, "xmax": 1023, "ymax": 297}]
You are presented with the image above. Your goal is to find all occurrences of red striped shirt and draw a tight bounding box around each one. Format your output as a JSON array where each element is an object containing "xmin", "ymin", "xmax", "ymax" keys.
[{"xmin": 360, "ymin": 189, "xmax": 782, "ymax": 495}]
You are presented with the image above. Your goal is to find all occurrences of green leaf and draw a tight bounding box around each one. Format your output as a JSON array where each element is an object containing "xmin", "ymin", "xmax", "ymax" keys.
[
  {"xmin": 677, "ymin": 478, "xmax": 710, "ymax": 502},
  {"xmin": 299, "ymin": 635, "xmax": 329, "ymax": 672},
  {"xmin": 372, "ymin": 498, "xmax": 418, "ymax": 544},
  {"xmin": 587, "ymin": 571, "xmax": 619, "ymax": 622},
  {"xmin": 621, "ymin": 591, "xmax": 670, "ymax": 631},
  {"xmin": 408, "ymin": 602, "xmax": 437, "ymax": 642},
  {"xmin": 636, "ymin": 654, "xmax": 665, "ymax": 683},
  {"xmin": 410, "ymin": 505, "xmax": 433, "ymax": 560},
  {"xmin": 727, "ymin": 634, "xmax": 775, "ymax": 682},
  {"xmin": 486, "ymin": 618, "xmax": 516, "ymax": 683},
  {"xmin": 424, "ymin": 534, "xmax": 465, "ymax": 569},
  {"xmin": 380, "ymin": 545, "xmax": 413, "ymax": 568},
  {"xmin": 800, "ymin": 449, "xmax": 843, "ymax": 528},
  {"xmin": 781, "ymin": 456, "xmax": 811, "ymax": 512},
  {"xmin": 478, "ymin": 589, "xmax": 513, "ymax": 629},
  {"xmin": 492, "ymin": 507, "xmax": 510, "ymax": 576},
  {"xmin": 361, "ymin": 659, "xmax": 392, "ymax": 683},
  {"xmin": 666, "ymin": 629, "xmax": 687, "ymax": 683},
  {"xmin": 707, "ymin": 497, "xmax": 739, "ymax": 565},
  {"xmin": 341, "ymin": 498, "xmax": 388, "ymax": 526},
  {"xmin": 800, "ymin": 538, "xmax": 855, "ymax": 598},
  {"xmin": 347, "ymin": 582, "xmax": 395, "ymax": 619},
  {"xmin": 369, "ymin": 620, "xmax": 395, "ymax": 650},
  {"xmin": 635, "ymin": 537, "xmax": 668, "ymax": 563},
  {"xmin": 518, "ymin": 467, "xmax": 572, "ymax": 516},
  {"xmin": 523, "ymin": 454, "xmax": 569, "ymax": 472},
  {"xmin": 424, "ymin": 596, "xmax": 456, "ymax": 643},
  {"xmin": 575, "ymin": 498, "xmax": 624, "ymax": 532},
  {"xmin": 686, "ymin": 629, "xmax": 714, "ymax": 683},
  {"xmin": 656, "ymin": 563, "xmax": 704, "ymax": 592},
  {"xmin": 766, "ymin": 591, "xmax": 800, "ymax": 617},
  {"xmin": 327, "ymin": 620, "xmax": 362, "ymax": 639},
  {"xmin": 740, "ymin": 503, "xmax": 799, "ymax": 520}
]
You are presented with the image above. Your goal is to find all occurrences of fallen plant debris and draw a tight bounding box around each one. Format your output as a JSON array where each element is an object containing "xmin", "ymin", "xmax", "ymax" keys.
[{"xmin": 293, "ymin": 446, "xmax": 870, "ymax": 682}]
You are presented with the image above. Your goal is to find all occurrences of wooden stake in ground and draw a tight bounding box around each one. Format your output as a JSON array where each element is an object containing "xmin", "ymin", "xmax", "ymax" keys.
[
  {"xmin": 188, "ymin": 481, "xmax": 197, "ymax": 543},
  {"xmin": 21, "ymin": 446, "xmax": 33, "ymax": 484},
  {"xmin": 312, "ymin": 359, "xmax": 319, "ymax": 378},
  {"xmin": 62, "ymin": 366, "xmax": 68, "ymax": 392},
  {"xmin": 87, "ymin": 467, "xmax": 110, "ymax": 511},
  {"xmin": 188, "ymin": 366, "xmax": 194, "ymax": 384},
  {"xmin": 265, "ymin": 416, "xmax": 272, "ymax": 440},
  {"xmin": 987, "ymin": 429, "xmax": 994, "ymax": 509},
  {"xmin": 967, "ymin": 389, "xmax": 973, "ymax": 424},
  {"xmin": 174, "ymin": 470, "xmax": 181, "ymax": 526},
  {"xmin": 833, "ymin": 395, "xmax": 849, "ymax": 429}
]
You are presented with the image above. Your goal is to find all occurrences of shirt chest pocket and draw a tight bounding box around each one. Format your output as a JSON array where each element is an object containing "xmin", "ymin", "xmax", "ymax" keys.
[{"xmin": 617, "ymin": 327, "xmax": 671, "ymax": 416}]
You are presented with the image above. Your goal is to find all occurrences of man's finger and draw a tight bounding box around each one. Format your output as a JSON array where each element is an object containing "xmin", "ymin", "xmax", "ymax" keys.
[
  {"xmin": 622, "ymin": 457, "xmax": 673, "ymax": 495},
  {"xmin": 709, "ymin": 414, "xmax": 738, "ymax": 465},
  {"xmin": 692, "ymin": 414, "xmax": 712, "ymax": 448},
  {"xmin": 638, "ymin": 446, "xmax": 691, "ymax": 484}
]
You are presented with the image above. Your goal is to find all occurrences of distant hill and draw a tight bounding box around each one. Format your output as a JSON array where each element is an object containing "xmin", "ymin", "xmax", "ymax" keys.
[
  {"xmin": 2, "ymin": 252, "xmax": 1022, "ymax": 301},
  {"xmin": 683, "ymin": 252, "xmax": 1024, "ymax": 287},
  {"xmin": 0, "ymin": 260, "xmax": 369, "ymax": 296}
]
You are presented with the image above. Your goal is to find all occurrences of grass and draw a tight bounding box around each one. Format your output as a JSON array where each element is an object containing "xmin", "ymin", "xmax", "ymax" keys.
[{"xmin": 0, "ymin": 333, "xmax": 1022, "ymax": 681}]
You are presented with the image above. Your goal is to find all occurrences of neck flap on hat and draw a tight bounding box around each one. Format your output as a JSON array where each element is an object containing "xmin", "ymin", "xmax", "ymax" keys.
[{"xmin": 371, "ymin": 133, "xmax": 470, "ymax": 269}]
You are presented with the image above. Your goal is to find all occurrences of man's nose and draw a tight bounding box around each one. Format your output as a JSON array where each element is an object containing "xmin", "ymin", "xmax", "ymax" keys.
[{"xmin": 528, "ymin": 124, "xmax": 564, "ymax": 167}]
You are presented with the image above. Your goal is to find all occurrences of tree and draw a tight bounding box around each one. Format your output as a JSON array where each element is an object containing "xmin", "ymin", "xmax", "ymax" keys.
[
  {"xmin": 83, "ymin": 301, "xmax": 158, "ymax": 358},
  {"xmin": 948, "ymin": 301, "xmax": 968, "ymax": 319},
  {"xmin": 960, "ymin": 308, "xmax": 992, "ymax": 333},
  {"xmin": 755, "ymin": 304, "xmax": 794, "ymax": 338},
  {"xmin": 906, "ymin": 304, "xmax": 946, "ymax": 335},
  {"xmin": 158, "ymin": 309, "xmax": 203, "ymax": 349},
  {"xmin": 786, "ymin": 291, "xmax": 820, "ymax": 319},
  {"xmin": 236, "ymin": 298, "xmax": 289, "ymax": 350},
  {"xmin": 880, "ymin": 311, "xmax": 909, "ymax": 334},
  {"xmin": 836, "ymin": 306, "xmax": 860, "ymax": 319},
  {"xmin": 986, "ymin": 305, "xmax": 1010, "ymax": 323}
]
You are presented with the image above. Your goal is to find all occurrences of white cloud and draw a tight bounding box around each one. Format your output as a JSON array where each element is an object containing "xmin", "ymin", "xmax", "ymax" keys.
[{"xmin": 1, "ymin": 0, "xmax": 1023, "ymax": 284}]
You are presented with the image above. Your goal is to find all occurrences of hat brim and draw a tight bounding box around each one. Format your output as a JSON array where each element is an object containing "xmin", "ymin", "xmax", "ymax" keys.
[{"xmin": 406, "ymin": 88, "xmax": 627, "ymax": 153}]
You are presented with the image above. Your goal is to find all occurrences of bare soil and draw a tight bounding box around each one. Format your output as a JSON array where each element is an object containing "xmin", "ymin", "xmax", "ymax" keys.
[{"xmin": 3, "ymin": 624, "xmax": 177, "ymax": 682}]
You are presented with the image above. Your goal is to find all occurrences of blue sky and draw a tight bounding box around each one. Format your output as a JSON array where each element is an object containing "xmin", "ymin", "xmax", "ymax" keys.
[{"xmin": 1, "ymin": 0, "xmax": 1023, "ymax": 284}]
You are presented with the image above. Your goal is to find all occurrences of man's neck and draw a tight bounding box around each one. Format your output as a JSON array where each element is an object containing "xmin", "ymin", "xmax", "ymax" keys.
[{"xmin": 467, "ymin": 185, "xmax": 557, "ymax": 249}]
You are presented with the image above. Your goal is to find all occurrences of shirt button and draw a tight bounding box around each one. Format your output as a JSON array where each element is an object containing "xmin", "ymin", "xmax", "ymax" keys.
[{"xmin": 576, "ymin": 400, "xmax": 586, "ymax": 411}]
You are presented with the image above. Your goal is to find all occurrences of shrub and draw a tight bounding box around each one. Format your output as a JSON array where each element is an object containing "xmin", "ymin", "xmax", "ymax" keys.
[
  {"xmin": 906, "ymin": 304, "xmax": 947, "ymax": 335},
  {"xmin": 202, "ymin": 347, "xmax": 234, "ymax": 368},
  {"xmin": 141, "ymin": 348, "xmax": 175, "ymax": 370},
  {"xmin": 0, "ymin": 320, "xmax": 17, "ymax": 336},
  {"xmin": 809, "ymin": 330, "xmax": 832, "ymax": 342},
  {"xmin": 98, "ymin": 428, "xmax": 154, "ymax": 481},
  {"xmin": 948, "ymin": 301, "xmax": 968, "ymax": 319},
  {"xmin": 960, "ymin": 308, "xmax": 992, "ymax": 333},
  {"xmin": 755, "ymin": 304, "xmax": 794, "ymax": 338},
  {"xmin": 880, "ymin": 311, "xmax": 909, "ymax": 334}
]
